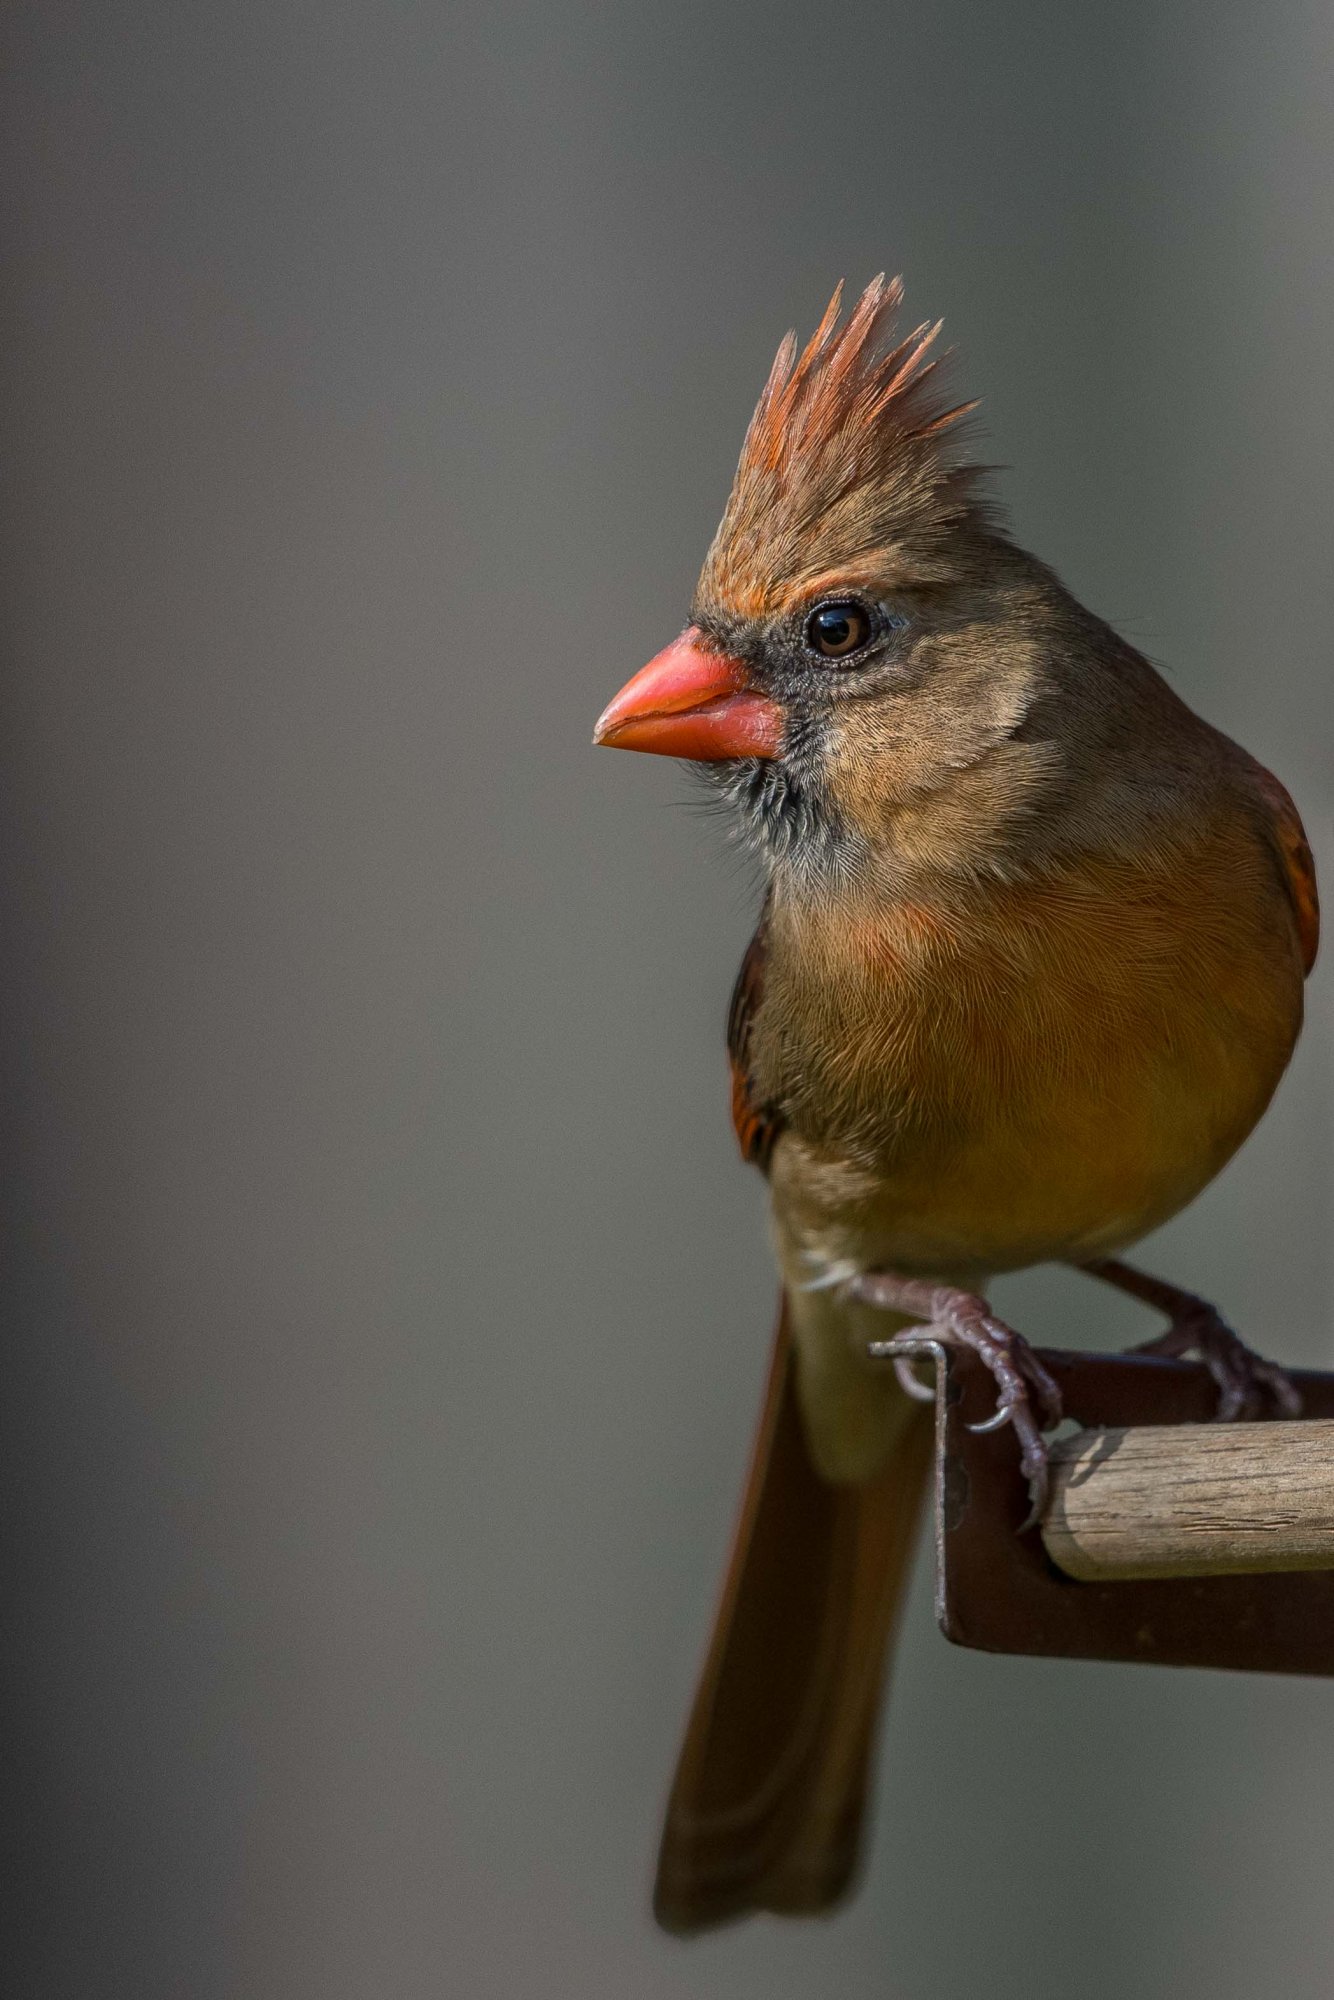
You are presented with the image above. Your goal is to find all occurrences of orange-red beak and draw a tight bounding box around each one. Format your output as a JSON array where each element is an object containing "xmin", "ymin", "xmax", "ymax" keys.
[{"xmin": 593, "ymin": 627, "xmax": 782, "ymax": 761}]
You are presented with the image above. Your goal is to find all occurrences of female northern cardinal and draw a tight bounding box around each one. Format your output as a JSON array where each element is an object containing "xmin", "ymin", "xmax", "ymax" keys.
[{"xmin": 593, "ymin": 277, "xmax": 1319, "ymax": 1932}]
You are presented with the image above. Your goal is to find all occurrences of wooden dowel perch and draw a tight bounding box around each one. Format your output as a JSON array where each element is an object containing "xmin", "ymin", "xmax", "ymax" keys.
[{"xmin": 1040, "ymin": 1420, "xmax": 1334, "ymax": 1582}]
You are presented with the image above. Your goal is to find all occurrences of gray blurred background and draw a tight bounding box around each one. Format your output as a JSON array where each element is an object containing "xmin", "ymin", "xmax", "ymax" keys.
[{"xmin": 2, "ymin": 3, "xmax": 1331, "ymax": 1995}]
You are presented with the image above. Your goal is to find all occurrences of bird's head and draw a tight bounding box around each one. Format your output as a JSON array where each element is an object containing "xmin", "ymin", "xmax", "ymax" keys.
[{"xmin": 595, "ymin": 277, "xmax": 1063, "ymax": 883}]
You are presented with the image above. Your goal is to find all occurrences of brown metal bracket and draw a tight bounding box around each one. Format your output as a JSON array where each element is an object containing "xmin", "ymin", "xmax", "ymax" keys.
[{"xmin": 875, "ymin": 1337, "xmax": 1334, "ymax": 1676}]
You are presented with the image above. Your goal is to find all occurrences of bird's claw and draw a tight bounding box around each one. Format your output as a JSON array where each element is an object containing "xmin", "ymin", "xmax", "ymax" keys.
[
  {"xmin": 953, "ymin": 1318, "xmax": 1059, "ymax": 1527},
  {"xmin": 1133, "ymin": 1307, "xmax": 1302, "ymax": 1421},
  {"xmin": 892, "ymin": 1355, "xmax": 937, "ymax": 1403},
  {"xmin": 852, "ymin": 1270, "xmax": 1062, "ymax": 1527},
  {"xmin": 966, "ymin": 1403, "xmax": 1012, "ymax": 1435}
]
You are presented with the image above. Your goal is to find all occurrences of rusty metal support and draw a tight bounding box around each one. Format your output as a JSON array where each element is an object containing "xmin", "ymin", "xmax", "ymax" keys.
[{"xmin": 871, "ymin": 1337, "xmax": 1334, "ymax": 1675}]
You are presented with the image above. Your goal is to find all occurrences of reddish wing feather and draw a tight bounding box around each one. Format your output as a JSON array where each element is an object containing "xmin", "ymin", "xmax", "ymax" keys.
[
  {"xmin": 1254, "ymin": 765, "xmax": 1320, "ymax": 975},
  {"xmin": 728, "ymin": 919, "xmax": 783, "ymax": 1170}
]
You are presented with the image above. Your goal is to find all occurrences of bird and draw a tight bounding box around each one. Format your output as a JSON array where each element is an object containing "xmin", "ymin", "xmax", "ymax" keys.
[{"xmin": 592, "ymin": 276, "xmax": 1319, "ymax": 1934}]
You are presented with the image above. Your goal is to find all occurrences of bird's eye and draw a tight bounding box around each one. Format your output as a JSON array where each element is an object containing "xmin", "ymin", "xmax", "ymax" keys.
[{"xmin": 804, "ymin": 599, "xmax": 873, "ymax": 661}]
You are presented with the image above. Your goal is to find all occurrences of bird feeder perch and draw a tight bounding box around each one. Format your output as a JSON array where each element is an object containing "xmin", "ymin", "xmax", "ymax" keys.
[{"xmin": 875, "ymin": 1335, "xmax": 1334, "ymax": 1675}]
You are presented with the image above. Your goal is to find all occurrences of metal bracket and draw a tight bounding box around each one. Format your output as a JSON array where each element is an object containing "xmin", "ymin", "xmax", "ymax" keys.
[{"xmin": 872, "ymin": 1336, "xmax": 1334, "ymax": 1675}]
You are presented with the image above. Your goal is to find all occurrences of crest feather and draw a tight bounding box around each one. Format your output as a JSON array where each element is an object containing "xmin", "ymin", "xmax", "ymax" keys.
[{"xmin": 697, "ymin": 276, "xmax": 990, "ymax": 619}]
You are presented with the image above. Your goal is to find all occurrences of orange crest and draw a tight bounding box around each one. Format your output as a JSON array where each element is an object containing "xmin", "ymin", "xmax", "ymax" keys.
[{"xmin": 696, "ymin": 276, "xmax": 989, "ymax": 622}]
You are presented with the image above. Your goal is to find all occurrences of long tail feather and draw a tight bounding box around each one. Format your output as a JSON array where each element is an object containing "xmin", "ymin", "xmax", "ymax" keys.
[{"xmin": 654, "ymin": 1297, "xmax": 933, "ymax": 1932}]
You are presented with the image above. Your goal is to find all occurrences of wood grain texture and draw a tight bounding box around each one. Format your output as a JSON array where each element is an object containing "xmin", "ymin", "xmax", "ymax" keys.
[{"xmin": 1041, "ymin": 1420, "xmax": 1334, "ymax": 1581}]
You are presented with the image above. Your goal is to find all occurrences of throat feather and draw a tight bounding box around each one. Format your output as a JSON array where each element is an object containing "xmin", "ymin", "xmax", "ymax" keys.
[{"xmin": 700, "ymin": 755, "xmax": 865, "ymax": 880}]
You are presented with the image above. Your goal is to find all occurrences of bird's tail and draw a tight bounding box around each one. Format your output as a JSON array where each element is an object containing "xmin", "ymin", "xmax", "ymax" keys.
[{"xmin": 653, "ymin": 1294, "xmax": 934, "ymax": 1932}]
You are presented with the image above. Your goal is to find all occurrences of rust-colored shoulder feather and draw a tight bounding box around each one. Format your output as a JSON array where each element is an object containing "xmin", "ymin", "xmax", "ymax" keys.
[
  {"xmin": 696, "ymin": 275, "xmax": 990, "ymax": 622},
  {"xmin": 1252, "ymin": 763, "xmax": 1320, "ymax": 975},
  {"xmin": 727, "ymin": 917, "xmax": 782, "ymax": 1171}
]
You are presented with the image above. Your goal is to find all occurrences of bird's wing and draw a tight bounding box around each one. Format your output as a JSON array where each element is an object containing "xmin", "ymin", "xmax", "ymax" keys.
[
  {"xmin": 1254, "ymin": 764, "xmax": 1320, "ymax": 976},
  {"xmin": 727, "ymin": 915, "xmax": 783, "ymax": 1169}
]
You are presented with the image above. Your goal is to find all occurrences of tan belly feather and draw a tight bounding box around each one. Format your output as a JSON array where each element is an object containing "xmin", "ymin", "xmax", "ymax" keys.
[{"xmin": 760, "ymin": 841, "xmax": 1305, "ymax": 1284}]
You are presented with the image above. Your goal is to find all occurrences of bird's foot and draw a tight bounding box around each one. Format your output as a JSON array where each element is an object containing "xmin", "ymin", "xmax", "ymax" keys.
[
  {"xmin": 1080, "ymin": 1258, "xmax": 1301, "ymax": 1421},
  {"xmin": 1131, "ymin": 1304, "xmax": 1301, "ymax": 1421},
  {"xmin": 847, "ymin": 1271, "xmax": 1063, "ymax": 1526}
]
